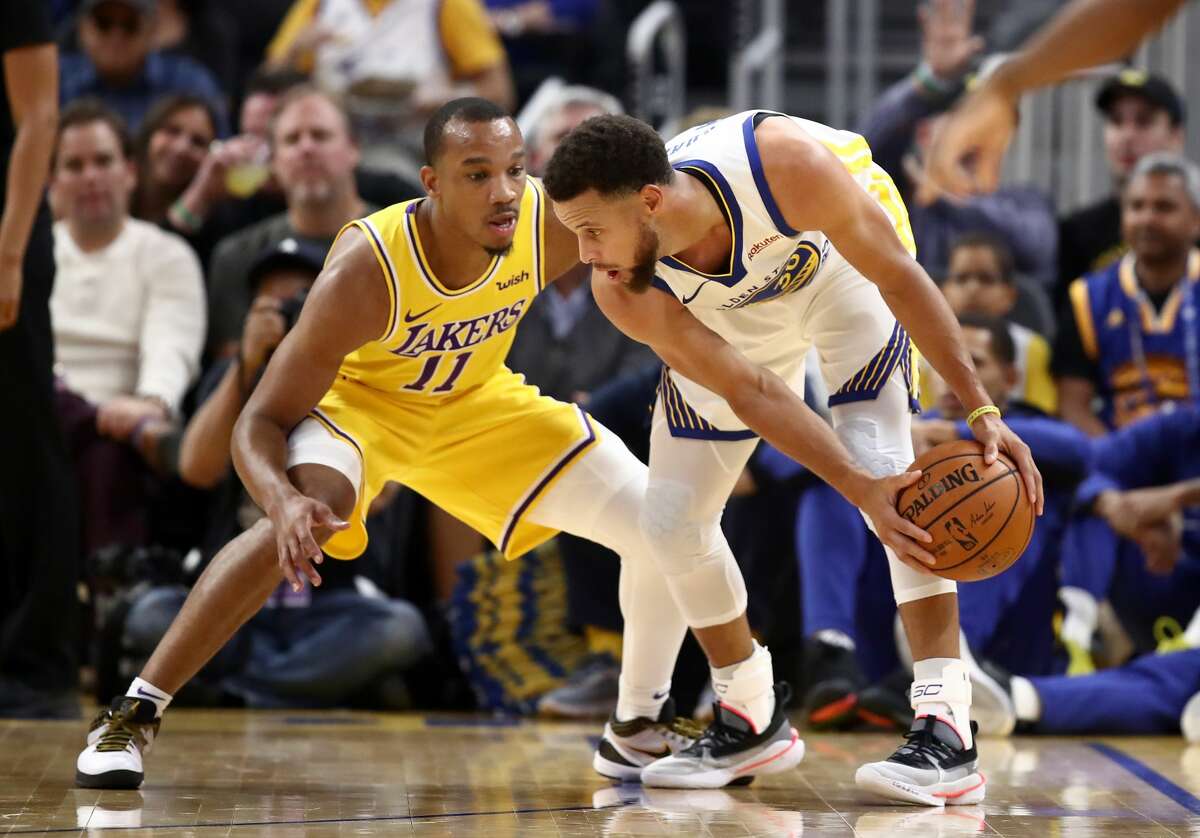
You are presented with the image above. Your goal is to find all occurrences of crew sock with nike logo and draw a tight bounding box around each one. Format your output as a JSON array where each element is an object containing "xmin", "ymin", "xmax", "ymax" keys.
[{"xmin": 127, "ymin": 677, "xmax": 173, "ymax": 718}]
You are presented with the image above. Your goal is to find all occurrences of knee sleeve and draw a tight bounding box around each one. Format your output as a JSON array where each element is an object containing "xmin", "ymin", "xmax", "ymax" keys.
[
  {"xmin": 640, "ymin": 479, "xmax": 747, "ymax": 628},
  {"xmin": 887, "ymin": 545, "xmax": 958, "ymax": 604}
]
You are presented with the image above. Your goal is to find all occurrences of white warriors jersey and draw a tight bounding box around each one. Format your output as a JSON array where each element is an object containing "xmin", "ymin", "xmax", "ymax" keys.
[{"xmin": 652, "ymin": 110, "xmax": 918, "ymax": 440}]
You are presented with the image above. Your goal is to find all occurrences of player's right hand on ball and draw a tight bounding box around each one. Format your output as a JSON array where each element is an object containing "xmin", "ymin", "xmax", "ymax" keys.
[
  {"xmin": 270, "ymin": 494, "xmax": 349, "ymax": 591},
  {"xmin": 859, "ymin": 470, "xmax": 938, "ymax": 574}
]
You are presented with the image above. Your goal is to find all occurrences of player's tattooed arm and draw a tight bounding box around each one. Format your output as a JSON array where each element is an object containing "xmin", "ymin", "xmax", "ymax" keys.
[
  {"xmin": 592, "ymin": 277, "xmax": 937, "ymax": 570},
  {"xmin": 755, "ymin": 117, "xmax": 1042, "ymax": 514},
  {"xmin": 232, "ymin": 227, "xmax": 389, "ymax": 577}
]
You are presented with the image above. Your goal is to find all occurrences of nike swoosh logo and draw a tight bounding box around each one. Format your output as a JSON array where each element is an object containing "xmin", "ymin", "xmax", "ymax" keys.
[
  {"xmin": 652, "ymin": 691, "xmax": 669, "ymax": 700},
  {"xmin": 681, "ymin": 282, "xmax": 712, "ymax": 305},
  {"xmin": 404, "ymin": 304, "xmax": 441, "ymax": 322},
  {"xmin": 631, "ymin": 745, "xmax": 672, "ymax": 760},
  {"xmin": 136, "ymin": 686, "xmax": 165, "ymax": 700}
]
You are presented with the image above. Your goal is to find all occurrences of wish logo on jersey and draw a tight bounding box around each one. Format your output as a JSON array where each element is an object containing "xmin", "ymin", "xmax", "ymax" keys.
[
  {"xmin": 720, "ymin": 240, "xmax": 824, "ymax": 310},
  {"xmin": 390, "ymin": 299, "xmax": 527, "ymax": 358}
]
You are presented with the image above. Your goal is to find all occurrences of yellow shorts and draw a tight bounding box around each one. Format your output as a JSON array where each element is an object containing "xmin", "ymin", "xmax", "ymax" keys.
[{"xmin": 288, "ymin": 368, "xmax": 599, "ymax": 561}]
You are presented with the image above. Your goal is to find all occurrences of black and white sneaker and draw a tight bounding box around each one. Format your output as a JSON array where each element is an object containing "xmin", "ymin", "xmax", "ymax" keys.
[
  {"xmin": 76, "ymin": 697, "xmax": 160, "ymax": 789},
  {"xmin": 801, "ymin": 632, "xmax": 866, "ymax": 731},
  {"xmin": 593, "ymin": 698, "xmax": 703, "ymax": 782},
  {"xmin": 641, "ymin": 683, "xmax": 804, "ymax": 789},
  {"xmin": 855, "ymin": 716, "xmax": 985, "ymax": 806}
]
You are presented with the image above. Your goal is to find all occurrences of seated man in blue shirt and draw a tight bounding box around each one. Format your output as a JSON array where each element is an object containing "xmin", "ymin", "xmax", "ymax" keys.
[{"xmin": 60, "ymin": 0, "xmax": 227, "ymax": 135}]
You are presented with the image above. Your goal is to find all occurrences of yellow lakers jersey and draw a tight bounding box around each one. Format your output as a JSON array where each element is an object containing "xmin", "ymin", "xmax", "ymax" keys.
[{"xmin": 335, "ymin": 177, "xmax": 549, "ymax": 398}]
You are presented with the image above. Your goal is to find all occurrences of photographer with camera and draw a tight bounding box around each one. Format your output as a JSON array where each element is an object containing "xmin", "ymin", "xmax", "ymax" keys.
[{"xmin": 119, "ymin": 237, "xmax": 431, "ymax": 709}]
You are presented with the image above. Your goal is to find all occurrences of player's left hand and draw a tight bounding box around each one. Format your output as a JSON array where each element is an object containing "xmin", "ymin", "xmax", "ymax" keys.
[{"xmin": 969, "ymin": 411, "xmax": 1043, "ymax": 516}]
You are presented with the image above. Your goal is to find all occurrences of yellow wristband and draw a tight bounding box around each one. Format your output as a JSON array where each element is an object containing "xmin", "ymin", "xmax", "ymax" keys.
[{"xmin": 966, "ymin": 405, "xmax": 1001, "ymax": 426}]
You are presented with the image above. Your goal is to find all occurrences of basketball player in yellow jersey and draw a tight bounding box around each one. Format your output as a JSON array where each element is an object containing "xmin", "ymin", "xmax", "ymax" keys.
[{"xmin": 76, "ymin": 98, "xmax": 712, "ymax": 790}]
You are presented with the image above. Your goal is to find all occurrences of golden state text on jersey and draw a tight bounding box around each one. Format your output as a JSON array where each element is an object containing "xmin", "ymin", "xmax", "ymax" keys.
[{"xmin": 334, "ymin": 178, "xmax": 548, "ymax": 398}]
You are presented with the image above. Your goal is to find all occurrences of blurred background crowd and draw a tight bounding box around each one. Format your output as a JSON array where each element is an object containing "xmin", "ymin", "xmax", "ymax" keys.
[{"xmin": 2, "ymin": 0, "xmax": 1198, "ymax": 741}]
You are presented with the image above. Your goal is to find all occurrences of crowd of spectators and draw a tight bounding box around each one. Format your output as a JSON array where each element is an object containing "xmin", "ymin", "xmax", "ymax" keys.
[{"xmin": 1, "ymin": 0, "xmax": 1196, "ymax": 743}]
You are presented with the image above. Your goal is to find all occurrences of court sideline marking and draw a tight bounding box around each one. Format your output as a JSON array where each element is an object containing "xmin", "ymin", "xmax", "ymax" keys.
[{"xmin": 1089, "ymin": 742, "xmax": 1200, "ymax": 815}]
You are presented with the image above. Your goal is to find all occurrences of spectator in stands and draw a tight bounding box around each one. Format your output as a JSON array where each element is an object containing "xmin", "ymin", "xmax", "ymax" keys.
[
  {"xmin": 928, "ymin": 232, "xmax": 1056, "ymax": 414},
  {"xmin": 131, "ymin": 93, "xmax": 270, "ymax": 266},
  {"xmin": 0, "ymin": 0, "xmax": 80, "ymax": 720},
  {"xmin": 1053, "ymin": 153, "xmax": 1200, "ymax": 435},
  {"xmin": 122, "ymin": 238, "xmax": 432, "ymax": 709},
  {"xmin": 1057, "ymin": 70, "xmax": 1186, "ymax": 308},
  {"xmin": 264, "ymin": 0, "xmax": 514, "ymax": 176},
  {"xmin": 993, "ymin": 406, "xmax": 1200, "ymax": 739},
  {"xmin": 1055, "ymin": 405, "xmax": 1200, "ymax": 668},
  {"xmin": 206, "ymin": 86, "xmax": 369, "ymax": 357},
  {"xmin": 859, "ymin": 0, "xmax": 1057, "ymax": 288},
  {"xmin": 48, "ymin": 99, "xmax": 206, "ymax": 558},
  {"xmin": 800, "ymin": 316, "xmax": 1090, "ymax": 734},
  {"xmin": 59, "ymin": 0, "xmax": 228, "ymax": 135}
]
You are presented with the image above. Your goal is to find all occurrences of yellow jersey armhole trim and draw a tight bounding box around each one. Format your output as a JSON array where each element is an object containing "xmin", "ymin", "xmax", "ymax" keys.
[
  {"xmin": 342, "ymin": 219, "xmax": 399, "ymax": 343},
  {"xmin": 530, "ymin": 177, "xmax": 547, "ymax": 292},
  {"xmin": 1068, "ymin": 278, "xmax": 1098, "ymax": 361}
]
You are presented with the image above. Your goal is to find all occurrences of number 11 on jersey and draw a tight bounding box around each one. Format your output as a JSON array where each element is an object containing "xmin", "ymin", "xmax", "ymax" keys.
[{"xmin": 402, "ymin": 351, "xmax": 473, "ymax": 393}]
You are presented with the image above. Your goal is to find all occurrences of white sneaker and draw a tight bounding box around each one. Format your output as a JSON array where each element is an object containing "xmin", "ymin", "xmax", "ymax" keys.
[
  {"xmin": 593, "ymin": 698, "xmax": 703, "ymax": 782},
  {"xmin": 1183, "ymin": 691, "xmax": 1200, "ymax": 744},
  {"xmin": 76, "ymin": 697, "xmax": 160, "ymax": 789},
  {"xmin": 856, "ymin": 717, "xmax": 985, "ymax": 806},
  {"xmin": 641, "ymin": 683, "xmax": 804, "ymax": 789}
]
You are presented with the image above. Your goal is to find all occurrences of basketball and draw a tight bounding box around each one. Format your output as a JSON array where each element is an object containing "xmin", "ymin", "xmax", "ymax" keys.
[{"xmin": 895, "ymin": 439, "xmax": 1035, "ymax": 582}]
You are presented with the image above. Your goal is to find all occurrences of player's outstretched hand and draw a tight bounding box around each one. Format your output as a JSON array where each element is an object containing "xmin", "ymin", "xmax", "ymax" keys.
[
  {"xmin": 969, "ymin": 412, "xmax": 1043, "ymax": 516},
  {"xmin": 919, "ymin": 82, "xmax": 1017, "ymax": 204},
  {"xmin": 270, "ymin": 493, "xmax": 349, "ymax": 592},
  {"xmin": 858, "ymin": 470, "xmax": 938, "ymax": 575}
]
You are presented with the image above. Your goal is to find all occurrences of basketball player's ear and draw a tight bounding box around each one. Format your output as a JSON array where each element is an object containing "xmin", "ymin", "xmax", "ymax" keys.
[
  {"xmin": 419, "ymin": 165, "xmax": 438, "ymax": 198},
  {"xmin": 640, "ymin": 184, "xmax": 665, "ymax": 216}
]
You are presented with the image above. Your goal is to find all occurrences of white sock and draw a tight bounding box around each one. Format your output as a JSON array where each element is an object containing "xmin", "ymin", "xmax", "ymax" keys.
[
  {"xmin": 1011, "ymin": 675, "xmax": 1041, "ymax": 724},
  {"xmin": 616, "ymin": 676, "xmax": 671, "ymax": 722},
  {"xmin": 127, "ymin": 677, "xmax": 173, "ymax": 718},
  {"xmin": 1059, "ymin": 587, "xmax": 1099, "ymax": 650},
  {"xmin": 911, "ymin": 657, "xmax": 973, "ymax": 749},
  {"xmin": 711, "ymin": 641, "xmax": 775, "ymax": 733}
]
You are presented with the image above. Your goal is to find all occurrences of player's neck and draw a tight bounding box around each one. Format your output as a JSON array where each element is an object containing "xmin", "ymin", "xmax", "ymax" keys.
[
  {"xmin": 659, "ymin": 176, "xmax": 731, "ymax": 264},
  {"xmin": 418, "ymin": 200, "xmax": 498, "ymax": 289}
]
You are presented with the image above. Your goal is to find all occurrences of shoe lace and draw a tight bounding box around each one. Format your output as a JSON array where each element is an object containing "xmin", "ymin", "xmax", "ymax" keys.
[
  {"xmin": 667, "ymin": 716, "xmax": 705, "ymax": 741},
  {"xmin": 682, "ymin": 713, "xmax": 742, "ymax": 755},
  {"xmin": 94, "ymin": 706, "xmax": 148, "ymax": 754},
  {"xmin": 888, "ymin": 720, "xmax": 956, "ymax": 769}
]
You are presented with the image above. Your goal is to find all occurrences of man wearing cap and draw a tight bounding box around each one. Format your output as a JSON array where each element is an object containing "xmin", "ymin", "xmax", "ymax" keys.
[
  {"xmin": 59, "ymin": 0, "xmax": 227, "ymax": 135},
  {"xmin": 117, "ymin": 235, "xmax": 432, "ymax": 710},
  {"xmin": 1056, "ymin": 69, "xmax": 1186, "ymax": 308}
]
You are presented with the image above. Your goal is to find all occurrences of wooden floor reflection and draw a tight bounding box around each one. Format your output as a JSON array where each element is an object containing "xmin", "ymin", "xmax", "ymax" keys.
[{"xmin": 3, "ymin": 709, "xmax": 1199, "ymax": 835}]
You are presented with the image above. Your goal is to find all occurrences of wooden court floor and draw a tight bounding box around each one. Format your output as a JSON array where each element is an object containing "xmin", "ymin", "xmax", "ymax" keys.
[{"xmin": 3, "ymin": 708, "xmax": 1199, "ymax": 836}]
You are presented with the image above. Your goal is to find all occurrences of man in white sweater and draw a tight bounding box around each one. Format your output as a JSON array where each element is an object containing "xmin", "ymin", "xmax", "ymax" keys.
[{"xmin": 49, "ymin": 99, "xmax": 205, "ymax": 555}]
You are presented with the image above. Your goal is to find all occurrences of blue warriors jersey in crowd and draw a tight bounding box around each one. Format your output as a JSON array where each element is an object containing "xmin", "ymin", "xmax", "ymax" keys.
[{"xmin": 1068, "ymin": 250, "xmax": 1200, "ymax": 428}]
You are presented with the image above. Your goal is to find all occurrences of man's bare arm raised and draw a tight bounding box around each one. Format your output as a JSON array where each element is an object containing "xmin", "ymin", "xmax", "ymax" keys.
[
  {"xmin": 232, "ymin": 225, "xmax": 389, "ymax": 591},
  {"xmin": 753, "ymin": 117, "xmax": 1043, "ymax": 514}
]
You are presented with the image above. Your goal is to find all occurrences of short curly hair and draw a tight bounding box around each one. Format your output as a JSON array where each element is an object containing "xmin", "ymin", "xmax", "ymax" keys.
[{"xmin": 543, "ymin": 114, "xmax": 672, "ymax": 201}]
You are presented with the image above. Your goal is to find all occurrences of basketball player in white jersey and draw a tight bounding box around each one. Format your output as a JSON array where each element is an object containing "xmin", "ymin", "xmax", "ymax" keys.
[{"xmin": 544, "ymin": 112, "xmax": 1043, "ymax": 804}]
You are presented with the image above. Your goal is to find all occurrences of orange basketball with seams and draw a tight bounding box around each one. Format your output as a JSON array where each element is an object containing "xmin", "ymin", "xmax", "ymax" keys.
[{"xmin": 895, "ymin": 439, "xmax": 1035, "ymax": 582}]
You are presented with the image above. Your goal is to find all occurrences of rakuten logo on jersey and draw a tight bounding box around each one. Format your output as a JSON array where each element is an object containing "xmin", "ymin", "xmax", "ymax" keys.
[{"xmin": 747, "ymin": 234, "xmax": 782, "ymax": 261}]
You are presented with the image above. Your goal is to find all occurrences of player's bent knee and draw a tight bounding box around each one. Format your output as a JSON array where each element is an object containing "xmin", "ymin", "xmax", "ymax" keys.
[
  {"xmin": 639, "ymin": 479, "xmax": 709, "ymax": 566},
  {"xmin": 288, "ymin": 462, "xmax": 357, "ymax": 523}
]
